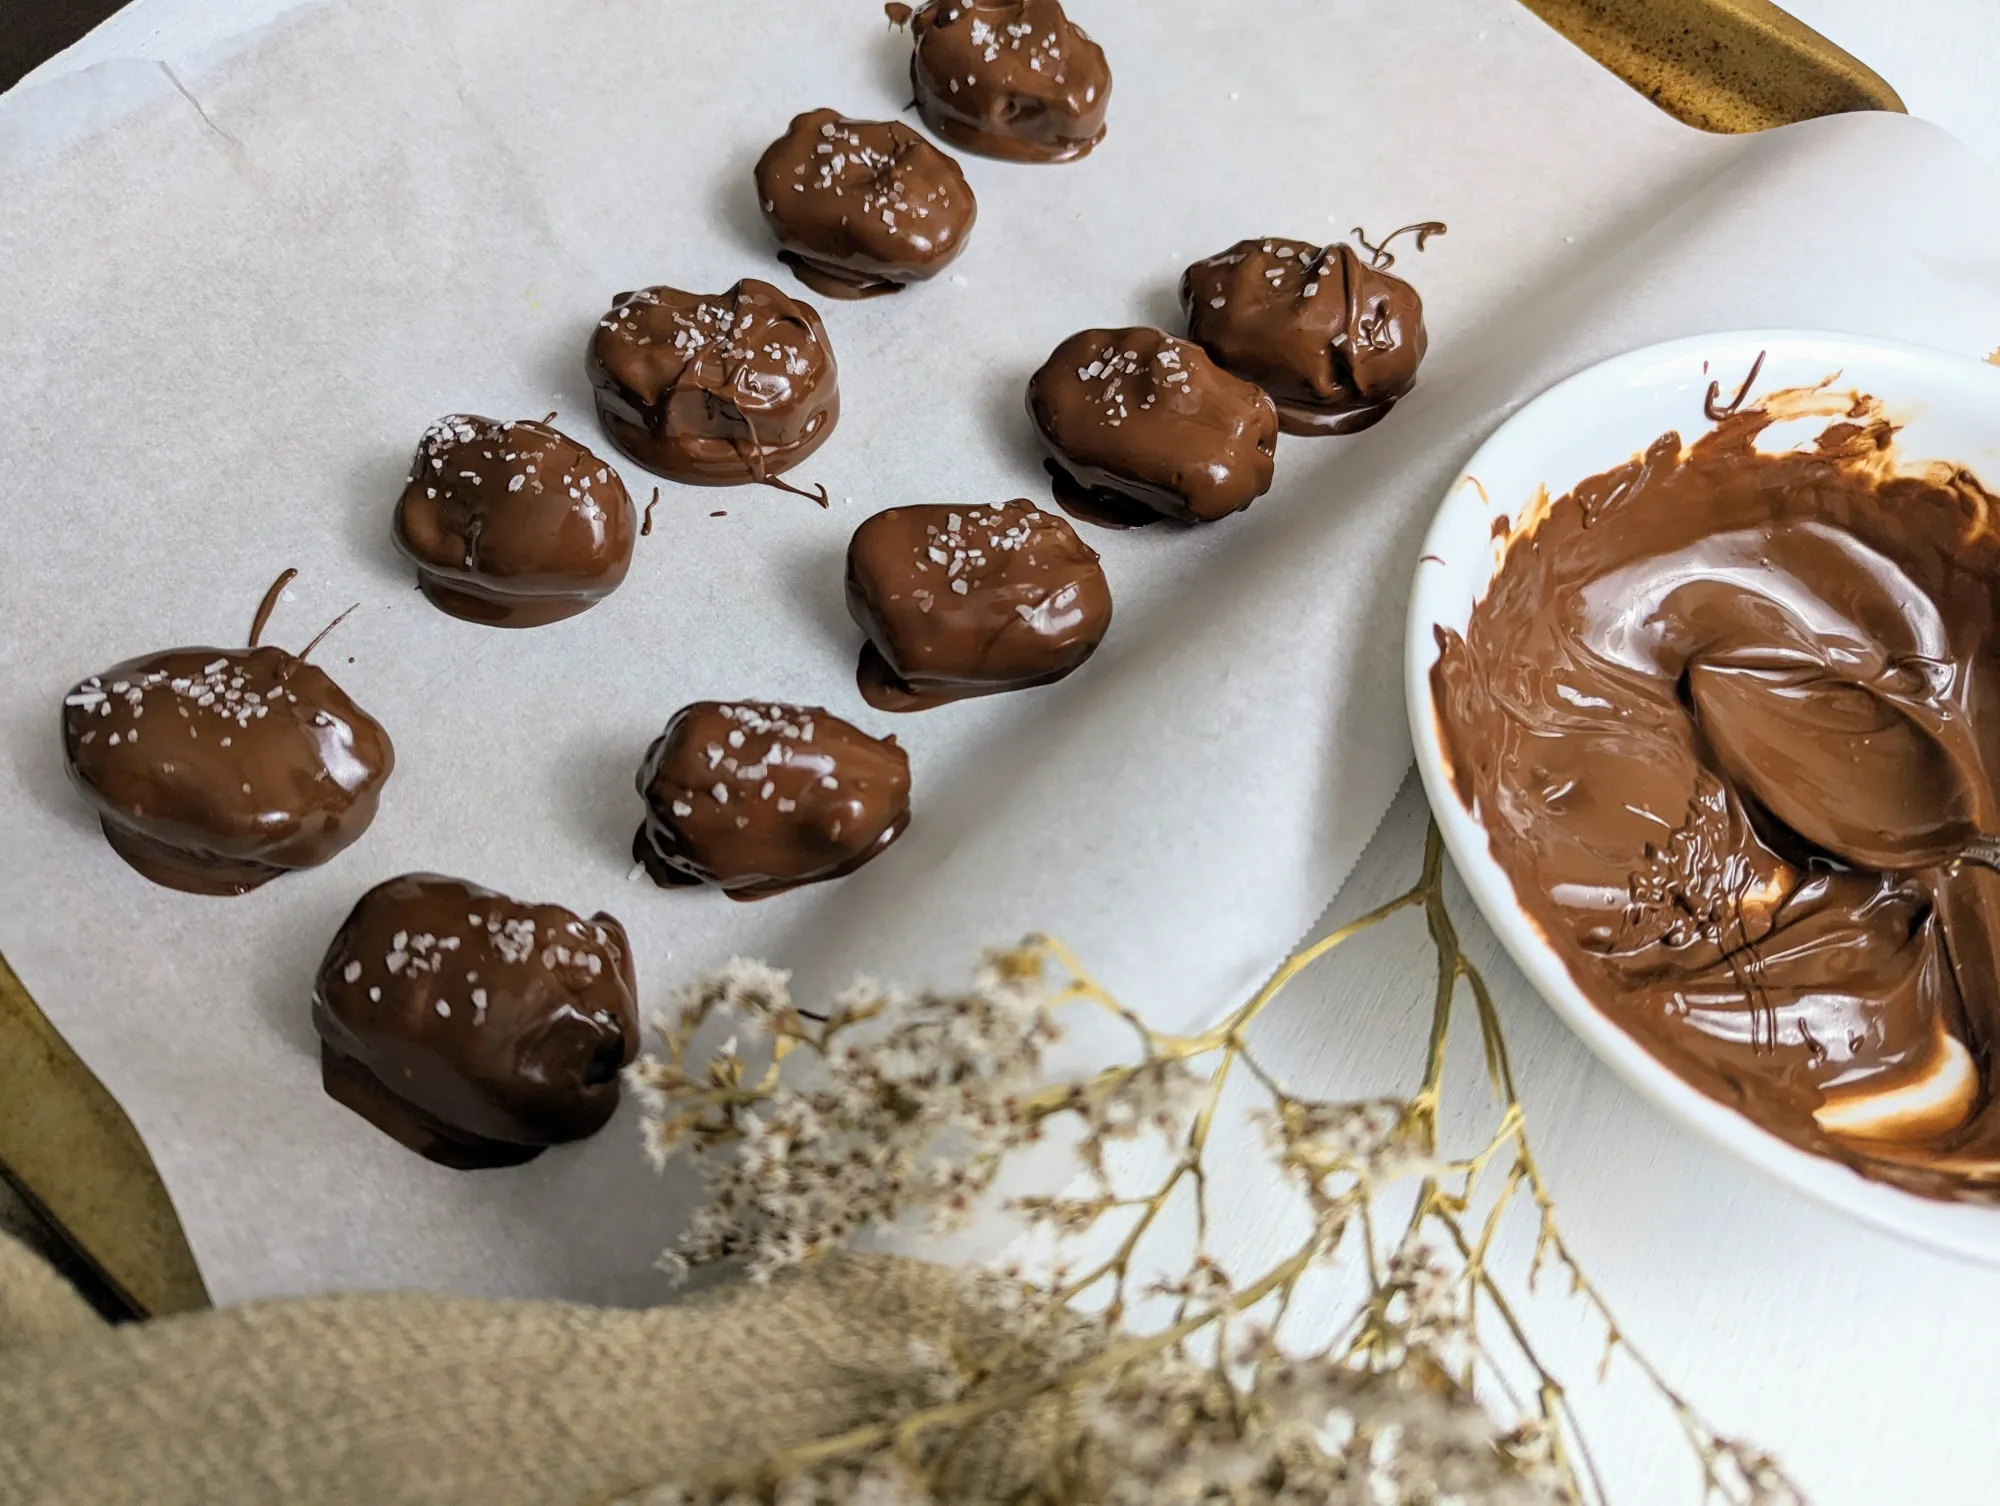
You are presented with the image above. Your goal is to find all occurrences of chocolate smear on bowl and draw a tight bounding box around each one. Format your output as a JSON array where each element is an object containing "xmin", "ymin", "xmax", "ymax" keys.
[{"xmin": 1432, "ymin": 379, "xmax": 2000, "ymax": 1200}]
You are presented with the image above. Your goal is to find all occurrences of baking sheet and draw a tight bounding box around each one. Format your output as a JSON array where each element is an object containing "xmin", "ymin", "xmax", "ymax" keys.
[{"xmin": 3, "ymin": 0, "xmax": 1998, "ymax": 1306}]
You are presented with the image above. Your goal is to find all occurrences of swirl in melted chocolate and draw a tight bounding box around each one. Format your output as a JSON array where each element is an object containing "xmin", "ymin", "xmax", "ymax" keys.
[
  {"xmin": 756, "ymin": 109, "xmax": 977, "ymax": 300},
  {"xmin": 588, "ymin": 279, "xmax": 839, "ymax": 489},
  {"xmin": 846, "ymin": 499, "xmax": 1111, "ymax": 710},
  {"xmin": 313, "ymin": 873, "xmax": 638, "ymax": 1169},
  {"xmin": 634, "ymin": 702, "xmax": 911, "ymax": 899},
  {"xmin": 1027, "ymin": 327, "xmax": 1278, "ymax": 527},
  {"xmin": 394, "ymin": 414, "xmax": 637, "ymax": 627},
  {"xmin": 61, "ymin": 585, "xmax": 394, "ymax": 896},
  {"xmin": 909, "ymin": 0, "xmax": 1111, "ymax": 164},
  {"xmin": 1432, "ymin": 383, "xmax": 2000, "ymax": 1199},
  {"xmin": 1180, "ymin": 235, "xmax": 1430, "ymax": 436}
]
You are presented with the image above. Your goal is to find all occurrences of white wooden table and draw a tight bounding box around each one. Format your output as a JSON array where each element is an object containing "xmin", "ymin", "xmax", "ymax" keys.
[{"xmin": 10, "ymin": 4, "xmax": 2000, "ymax": 1502}]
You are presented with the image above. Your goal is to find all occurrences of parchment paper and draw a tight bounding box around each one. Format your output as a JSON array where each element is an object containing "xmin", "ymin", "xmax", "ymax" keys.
[{"xmin": 4, "ymin": 0, "xmax": 2000, "ymax": 1306}]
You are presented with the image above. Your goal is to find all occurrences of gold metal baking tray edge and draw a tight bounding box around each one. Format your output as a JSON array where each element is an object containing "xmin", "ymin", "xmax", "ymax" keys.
[
  {"xmin": 1, "ymin": 950, "xmax": 208, "ymax": 1314},
  {"xmin": 1525, "ymin": 0, "xmax": 1902, "ymax": 131},
  {"xmin": 0, "ymin": 0, "xmax": 1898, "ymax": 1317}
]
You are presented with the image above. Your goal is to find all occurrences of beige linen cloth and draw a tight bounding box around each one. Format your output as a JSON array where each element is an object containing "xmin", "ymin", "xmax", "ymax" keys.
[{"xmin": 0, "ymin": 1230, "xmax": 1038, "ymax": 1504}]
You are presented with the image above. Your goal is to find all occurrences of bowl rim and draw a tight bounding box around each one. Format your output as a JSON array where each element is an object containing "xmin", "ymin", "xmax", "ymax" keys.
[{"xmin": 1404, "ymin": 327, "xmax": 2000, "ymax": 1265}]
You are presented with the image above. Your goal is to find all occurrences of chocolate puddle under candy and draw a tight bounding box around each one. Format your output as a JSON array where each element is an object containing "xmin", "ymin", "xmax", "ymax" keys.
[
  {"xmin": 1027, "ymin": 327, "xmax": 1278, "ymax": 527},
  {"xmin": 588, "ymin": 279, "xmax": 839, "ymax": 496},
  {"xmin": 1431, "ymin": 381, "xmax": 2000, "ymax": 1200},
  {"xmin": 1180, "ymin": 226, "xmax": 1438, "ymax": 436},
  {"xmin": 634, "ymin": 701, "xmax": 910, "ymax": 898},
  {"xmin": 313, "ymin": 874, "xmax": 638, "ymax": 1169},
  {"xmin": 909, "ymin": 0, "xmax": 1111, "ymax": 164},
  {"xmin": 756, "ymin": 108, "xmax": 976, "ymax": 300},
  {"xmin": 60, "ymin": 571, "xmax": 393, "ymax": 896},
  {"xmin": 394, "ymin": 414, "xmax": 637, "ymax": 627},
  {"xmin": 845, "ymin": 498, "xmax": 1111, "ymax": 710}
]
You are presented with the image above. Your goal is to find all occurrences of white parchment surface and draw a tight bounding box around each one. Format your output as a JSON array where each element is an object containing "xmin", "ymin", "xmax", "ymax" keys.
[{"xmin": 5, "ymin": 0, "xmax": 2000, "ymax": 1308}]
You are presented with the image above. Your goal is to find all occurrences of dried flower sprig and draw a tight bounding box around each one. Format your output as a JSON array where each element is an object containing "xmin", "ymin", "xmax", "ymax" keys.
[{"xmin": 623, "ymin": 824, "xmax": 1805, "ymax": 1505}]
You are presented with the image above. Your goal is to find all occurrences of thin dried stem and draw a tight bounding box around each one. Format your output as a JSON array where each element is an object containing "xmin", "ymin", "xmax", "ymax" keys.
[{"xmin": 626, "ymin": 823, "xmax": 1803, "ymax": 1506}]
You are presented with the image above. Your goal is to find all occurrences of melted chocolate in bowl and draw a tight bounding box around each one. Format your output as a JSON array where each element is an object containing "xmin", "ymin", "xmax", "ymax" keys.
[{"xmin": 1432, "ymin": 385, "xmax": 2000, "ymax": 1201}]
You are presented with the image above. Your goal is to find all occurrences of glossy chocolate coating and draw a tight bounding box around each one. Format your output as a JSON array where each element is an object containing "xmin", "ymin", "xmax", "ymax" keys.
[
  {"xmin": 910, "ymin": 0, "xmax": 1110, "ymax": 163},
  {"xmin": 755, "ymin": 108, "xmax": 977, "ymax": 300},
  {"xmin": 846, "ymin": 499, "xmax": 1111, "ymax": 710},
  {"xmin": 1181, "ymin": 238, "xmax": 1427, "ymax": 436},
  {"xmin": 62, "ymin": 646, "xmax": 394, "ymax": 895},
  {"xmin": 588, "ymin": 279, "xmax": 840, "ymax": 485},
  {"xmin": 1026, "ymin": 327, "xmax": 1278, "ymax": 526},
  {"xmin": 1433, "ymin": 385, "xmax": 2000, "ymax": 1200},
  {"xmin": 634, "ymin": 702, "xmax": 910, "ymax": 899},
  {"xmin": 394, "ymin": 415, "xmax": 637, "ymax": 627},
  {"xmin": 313, "ymin": 873, "xmax": 639, "ymax": 1169}
]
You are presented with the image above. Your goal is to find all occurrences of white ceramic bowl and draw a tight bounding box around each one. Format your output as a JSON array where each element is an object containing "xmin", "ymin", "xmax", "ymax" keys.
[{"xmin": 1406, "ymin": 330, "xmax": 2000, "ymax": 1264}]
